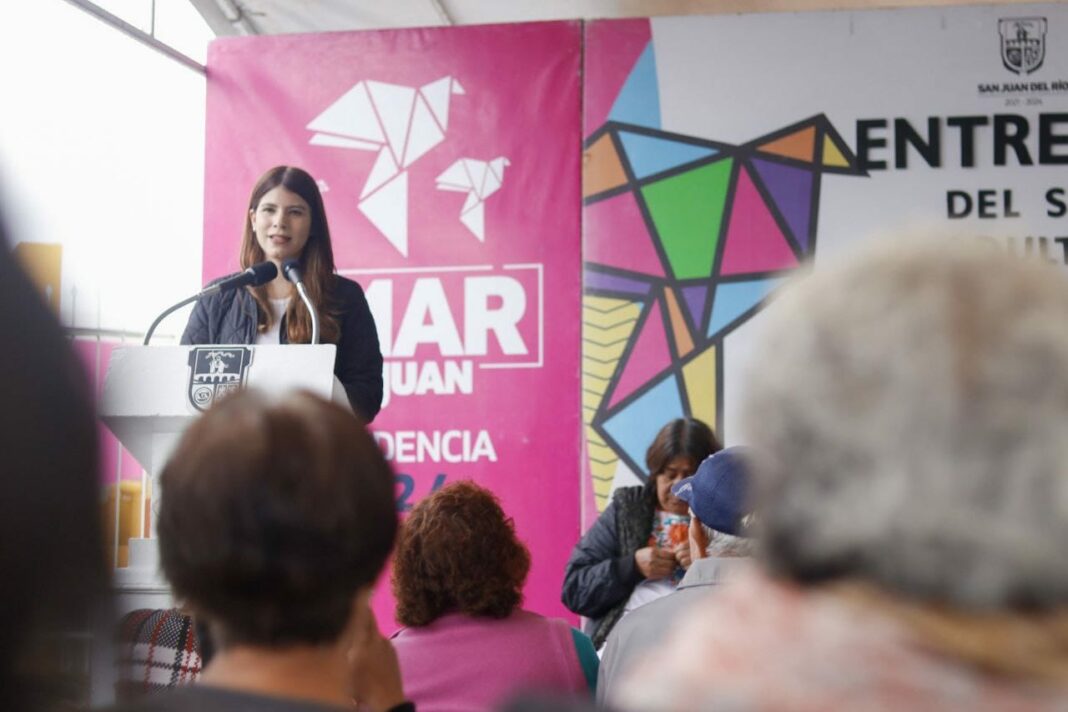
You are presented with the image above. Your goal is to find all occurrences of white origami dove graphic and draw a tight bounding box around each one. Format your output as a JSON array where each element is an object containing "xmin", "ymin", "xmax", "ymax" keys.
[
  {"xmin": 435, "ymin": 157, "xmax": 510, "ymax": 242},
  {"xmin": 306, "ymin": 76, "xmax": 465, "ymax": 257}
]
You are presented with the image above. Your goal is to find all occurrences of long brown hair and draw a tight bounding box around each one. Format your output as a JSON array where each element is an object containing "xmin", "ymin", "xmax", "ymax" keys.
[{"xmin": 240, "ymin": 166, "xmax": 340, "ymax": 343}]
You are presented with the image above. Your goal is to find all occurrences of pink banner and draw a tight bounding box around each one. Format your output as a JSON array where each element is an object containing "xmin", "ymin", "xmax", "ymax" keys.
[{"xmin": 204, "ymin": 21, "xmax": 583, "ymax": 626}]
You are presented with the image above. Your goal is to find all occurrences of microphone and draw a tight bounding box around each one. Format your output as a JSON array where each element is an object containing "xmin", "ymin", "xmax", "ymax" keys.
[
  {"xmin": 201, "ymin": 261, "xmax": 278, "ymax": 296},
  {"xmin": 282, "ymin": 259, "xmax": 320, "ymax": 345},
  {"xmin": 281, "ymin": 258, "xmax": 303, "ymax": 285},
  {"xmin": 142, "ymin": 261, "xmax": 278, "ymax": 345}
]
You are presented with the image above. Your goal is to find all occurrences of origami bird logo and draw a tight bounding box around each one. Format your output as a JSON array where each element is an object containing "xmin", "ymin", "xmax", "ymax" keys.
[
  {"xmin": 307, "ymin": 76, "xmax": 465, "ymax": 256},
  {"xmin": 435, "ymin": 156, "xmax": 510, "ymax": 242}
]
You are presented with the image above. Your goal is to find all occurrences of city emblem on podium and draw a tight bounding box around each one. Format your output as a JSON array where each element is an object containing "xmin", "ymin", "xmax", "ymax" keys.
[
  {"xmin": 999, "ymin": 17, "xmax": 1047, "ymax": 75},
  {"xmin": 187, "ymin": 347, "xmax": 253, "ymax": 412}
]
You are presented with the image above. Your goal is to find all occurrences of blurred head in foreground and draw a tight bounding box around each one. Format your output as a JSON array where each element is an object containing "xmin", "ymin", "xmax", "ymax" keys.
[
  {"xmin": 613, "ymin": 240, "xmax": 1068, "ymax": 710},
  {"xmin": 158, "ymin": 389, "xmax": 396, "ymax": 650},
  {"xmin": 0, "ymin": 207, "xmax": 104, "ymax": 711},
  {"xmin": 746, "ymin": 239, "xmax": 1068, "ymax": 608}
]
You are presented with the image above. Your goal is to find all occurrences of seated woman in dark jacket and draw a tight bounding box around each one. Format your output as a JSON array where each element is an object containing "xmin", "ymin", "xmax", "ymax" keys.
[
  {"xmin": 181, "ymin": 165, "xmax": 383, "ymax": 422},
  {"xmin": 561, "ymin": 418, "xmax": 720, "ymax": 649}
]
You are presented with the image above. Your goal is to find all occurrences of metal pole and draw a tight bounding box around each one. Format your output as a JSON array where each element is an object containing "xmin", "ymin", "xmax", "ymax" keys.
[
  {"xmin": 60, "ymin": 0, "xmax": 206, "ymax": 75},
  {"xmin": 427, "ymin": 0, "xmax": 454, "ymax": 25}
]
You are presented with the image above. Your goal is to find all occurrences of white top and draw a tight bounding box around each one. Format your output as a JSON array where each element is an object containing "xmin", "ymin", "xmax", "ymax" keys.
[
  {"xmin": 255, "ymin": 297, "xmax": 291, "ymax": 345},
  {"xmin": 623, "ymin": 578, "xmax": 676, "ymax": 614},
  {"xmin": 623, "ymin": 509, "xmax": 688, "ymax": 614}
]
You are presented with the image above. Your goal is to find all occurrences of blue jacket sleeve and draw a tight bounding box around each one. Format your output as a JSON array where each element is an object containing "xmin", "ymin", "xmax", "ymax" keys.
[
  {"xmin": 561, "ymin": 503, "xmax": 642, "ymax": 619},
  {"xmin": 180, "ymin": 298, "xmax": 210, "ymax": 345},
  {"xmin": 334, "ymin": 279, "xmax": 384, "ymax": 423}
]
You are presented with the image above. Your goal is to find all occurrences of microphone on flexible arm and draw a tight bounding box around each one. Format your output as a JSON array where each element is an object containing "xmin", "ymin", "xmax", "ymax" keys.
[
  {"xmin": 142, "ymin": 261, "xmax": 279, "ymax": 345},
  {"xmin": 199, "ymin": 261, "xmax": 278, "ymax": 297},
  {"xmin": 282, "ymin": 258, "xmax": 320, "ymax": 345}
]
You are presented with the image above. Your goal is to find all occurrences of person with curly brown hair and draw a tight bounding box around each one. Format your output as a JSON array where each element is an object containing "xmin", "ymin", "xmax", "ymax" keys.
[{"xmin": 391, "ymin": 481, "xmax": 597, "ymax": 710}]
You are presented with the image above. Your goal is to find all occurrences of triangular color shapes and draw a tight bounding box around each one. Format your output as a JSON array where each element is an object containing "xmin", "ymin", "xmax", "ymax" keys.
[
  {"xmin": 584, "ymin": 191, "xmax": 666, "ymax": 277},
  {"xmin": 641, "ymin": 158, "xmax": 733, "ymax": 280},
  {"xmin": 818, "ymin": 117, "xmax": 862, "ymax": 172},
  {"xmin": 602, "ymin": 371, "xmax": 685, "ymax": 473},
  {"xmin": 361, "ymin": 148, "xmax": 399, "ymax": 199},
  {"xmin": 707, "ymin": 277, "xmax": 786, "ymax": 339},
  {"xmin": 822, "ymin": 133, "xmax": 850, "ymax": 168},
  {"xmin": 366, "ymin": 81, "xmax": 416, "ymax": 162},
  {"xmin": 420, "ymin": 76, "xmax": 453, "ymax": 131},
  {"xmin": 750, "ymin": 157, "xmax": 814, "ymax": 254},
  {"xmin": 306, "ymin": 82, "xmax": 385, "ymax": 142},
  {"xmin": 618, "ymin": 131, "xmax": 718, "ymax": 179},
  {"xmin": 402, "ymin": 96, "xmax": 444, "ymax": 167},
  {"xmin": 583, "ymin": 295, "xmax": 642, "ymax": 388},
  {"xmin": 608, "ymin": 42, "xmax": 660, "ymax": 129},
  {"xmin": 757, "ymin": 125, "xmax": 816, "ymax": 163},
  {"xmin": 720, "ymin": 165, "xmax": 799, "ymax": 276},
  {"xmin": 584, "ymin": 268, "xmax": 653, "ymax": 297},
  {"xmin": 583, "ymin": 133, "xmax": 629, "ymax": 198},
  {"xmin": 664, "ymin": 287, "xmax": 694, "ymax": 356},
  {"xmin": 359, "ymin": 173, "xmax": 408, "ymax": 257},
  {"xmin": 680, "ymin": 284, "xmax": 708, "ymax": 331},
  {"xmin": 608, "ymin": 301, "xmax": 672, "ymax": 409},
  {"xmin": 682, "ymin": 344, "xmax": 717, "ymax": 434},
  {"xmin": 584, "ymin": 19, "xmax": 652, "ymax": 131}
]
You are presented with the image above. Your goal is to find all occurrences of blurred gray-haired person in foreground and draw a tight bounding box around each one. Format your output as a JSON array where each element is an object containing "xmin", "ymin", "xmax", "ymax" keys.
[{"xmin": 613, "ymin": 240, "xmax": 1068, "ymax": 710}]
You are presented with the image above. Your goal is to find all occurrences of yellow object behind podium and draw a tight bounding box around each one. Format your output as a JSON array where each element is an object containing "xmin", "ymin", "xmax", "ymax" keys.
[{"xmin": 102, "ymin": 481, "xmax": 150, "ymax": 568}]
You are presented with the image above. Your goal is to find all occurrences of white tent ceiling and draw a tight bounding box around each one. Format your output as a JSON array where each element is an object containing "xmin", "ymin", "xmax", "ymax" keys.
[{"xmin": 189, "ymin": 0, "xmax": 1040, "ymax": 36}]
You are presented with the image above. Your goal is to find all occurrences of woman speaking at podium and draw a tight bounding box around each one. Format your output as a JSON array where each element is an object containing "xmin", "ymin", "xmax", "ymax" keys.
[{"xmin": 181, "ymin": 165, "xmax": 383, "ymax": 422}]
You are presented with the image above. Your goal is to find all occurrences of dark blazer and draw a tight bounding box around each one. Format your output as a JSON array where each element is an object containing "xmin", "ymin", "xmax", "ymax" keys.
[
  {"xmin": 180, "ymin": 275, "xmax": 383, "ymax": 422},
  {"xmin": 561, "ymin": 484, "xmax": 656, "ymax": 649}
]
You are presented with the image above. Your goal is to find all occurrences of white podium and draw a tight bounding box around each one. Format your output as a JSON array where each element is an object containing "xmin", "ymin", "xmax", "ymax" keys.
[{"xmin": 100, "ymin": 344, "xmax": 343, "ymax": 609}]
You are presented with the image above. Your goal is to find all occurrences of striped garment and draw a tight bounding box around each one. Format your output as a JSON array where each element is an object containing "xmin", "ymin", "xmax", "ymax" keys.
[{"xmin": 115, "ymin": 609, "xmax": 203, "ymax": 701}]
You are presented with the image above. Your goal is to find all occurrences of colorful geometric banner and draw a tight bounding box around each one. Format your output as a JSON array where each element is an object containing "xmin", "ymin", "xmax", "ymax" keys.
[
  {"xmin": 584, "ymin": 6, "xmax": 1068, "ymax": 515},
  {"xmin": 583, "ymin": 20, "xmax": 866, "ymax": 510}
]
